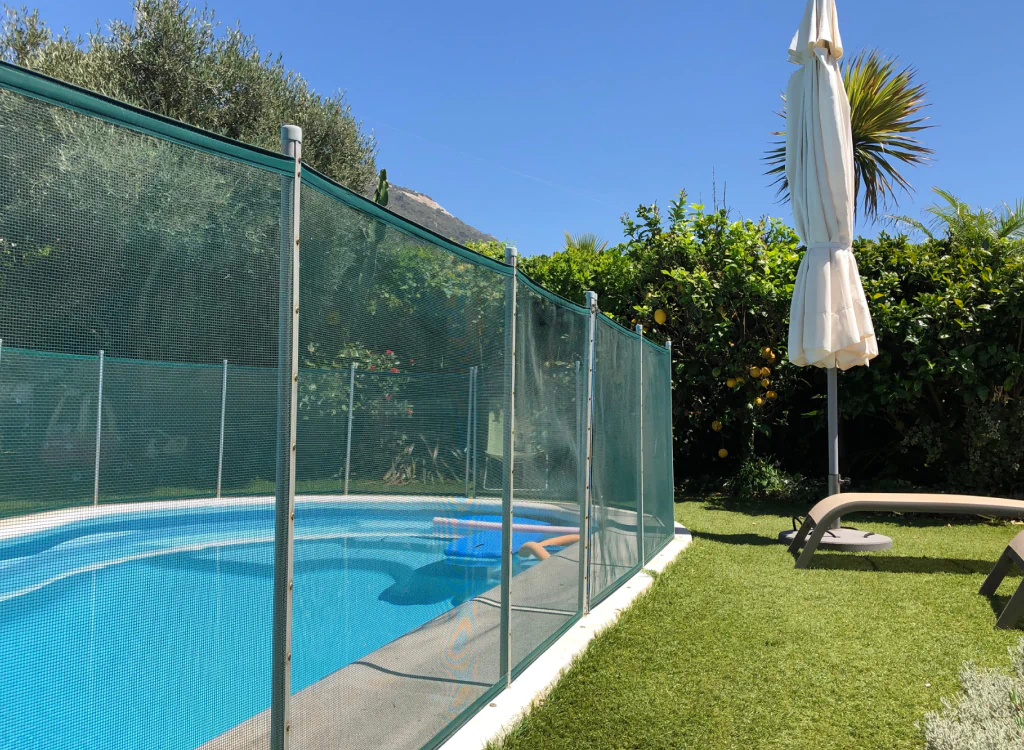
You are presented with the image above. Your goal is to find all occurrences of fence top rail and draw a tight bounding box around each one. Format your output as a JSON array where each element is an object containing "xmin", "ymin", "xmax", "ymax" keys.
[
  {"xmin": 0, "ymin": 345, "xmax": 497, "ymax": 379},
  {"xmin": 515, "ymin": 270, "xmax": 589, "ymax": 317},
  {"xmin": 0, "ymin": 61, "xmax": 293, "ymax": 176},
  {"xmin": 641, "ymin": 336, "xmax": 671, "ymax": 355},
  {"xmin": 0, "ymin": 345, "xmax": 229, "ymax": 369},
  {"xmin": 596, "ymin": 311, "xmax": 668, "ymax": 352}
]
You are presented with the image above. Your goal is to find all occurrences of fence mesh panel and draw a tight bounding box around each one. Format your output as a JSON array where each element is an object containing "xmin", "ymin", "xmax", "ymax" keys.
[
  {"xmin": 642, "ymin": 342, "xmax": 675, "ymax": 561},
  {"xmin": 511, "ymin": 281, "xmax": 588, "ymax": 674},
  {"xmin": 0, "ymin": 349, "xmax": 99, "ymax": 517},
  {"xmin": 100, "ymin": 358, "xmax": 225, "ymax": 502},
  {"xmin": 288, "ymin": 179, "xmax": 508, "ymax": 749},
  {"xmin": 0, "ymin": 63, "xmax": 674, "ymax": 750},
  {"xmin": 589, "ymin": 317, "xmax": 642, "ymax": 605},
  {"xmin": 0, "ymin": 81, "xmax": 287, "ymax": 750}
]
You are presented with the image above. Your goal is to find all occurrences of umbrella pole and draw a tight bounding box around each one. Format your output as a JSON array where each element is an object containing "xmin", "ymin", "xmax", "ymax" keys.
[
  {"xmin": 827, "ymin": 367, "xmax": 841, "ymax": 528},
  {"xmin": 778, "ymin": 366, "xmax": 891, "ymax": 553}
]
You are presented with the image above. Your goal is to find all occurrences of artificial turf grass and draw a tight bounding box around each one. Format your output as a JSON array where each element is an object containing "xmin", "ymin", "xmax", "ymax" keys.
[{"xmin": 489, "ymin": 498, "xmax": 1024, "ymax": 750}]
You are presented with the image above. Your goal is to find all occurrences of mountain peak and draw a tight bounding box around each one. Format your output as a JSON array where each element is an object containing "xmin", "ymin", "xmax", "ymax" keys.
[{"xmin": 387, "ymin": 185, "xmax": 497, "ymax": 246}]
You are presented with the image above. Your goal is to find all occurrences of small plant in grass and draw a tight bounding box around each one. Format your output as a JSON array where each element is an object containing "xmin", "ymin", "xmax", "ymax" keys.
[
  {"xmin": 922, "ymin": 638, "xmax": 1024, "ymax": 749},
  {"xmin": 724, "ymin": 456, "xmax": 817, "ymax": 505}
]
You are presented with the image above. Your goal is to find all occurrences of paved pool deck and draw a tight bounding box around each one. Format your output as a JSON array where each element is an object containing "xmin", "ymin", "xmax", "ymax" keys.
[{"xmin": 198, "ymin": 504, "xmax": 683, "ymax": 750}]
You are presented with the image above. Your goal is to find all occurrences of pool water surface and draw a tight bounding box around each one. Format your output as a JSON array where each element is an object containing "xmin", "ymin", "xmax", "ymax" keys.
[{"xmin": 0, "ymin": 501, "xmax": 515, "ymax": 750}]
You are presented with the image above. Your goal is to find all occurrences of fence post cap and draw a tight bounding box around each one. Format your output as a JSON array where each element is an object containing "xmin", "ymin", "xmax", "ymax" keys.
[{"xmin": 280, "ymin": 124, "xmax": 303, "ymax": 145}]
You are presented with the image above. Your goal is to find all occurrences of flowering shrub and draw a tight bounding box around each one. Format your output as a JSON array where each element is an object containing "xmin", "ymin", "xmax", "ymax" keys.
[{"xmin": 299, "ymin": 343, "xmax": 413, "ymax": 420}]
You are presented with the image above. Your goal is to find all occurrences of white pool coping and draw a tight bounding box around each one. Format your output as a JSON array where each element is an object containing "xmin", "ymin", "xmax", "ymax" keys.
[
  {"xmin": 0, "ymin": 493, "xmax": 587, "ymax": 542},
  {"xmin": 439, "ymin": 522, "xmax": 692, "ymax": 750}
]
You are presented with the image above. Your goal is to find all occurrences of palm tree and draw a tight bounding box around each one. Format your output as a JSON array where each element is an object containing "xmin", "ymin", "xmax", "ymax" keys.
[
  {"xmin": 563, "ymin": 232, "xmax": 609, "ymax": 254},
  {"xmin": 889, "ymin": 188, "xmax": 1024, "ymax": 246},
  {"xmin": 765, "ymin": 49, "xmax": 934, "ymax": 222}
]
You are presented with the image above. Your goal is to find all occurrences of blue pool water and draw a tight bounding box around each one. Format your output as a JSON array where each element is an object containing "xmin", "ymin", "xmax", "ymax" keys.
[{"xmin": 0, "ymin": 502, "xmax": 516, "ymax": 750}]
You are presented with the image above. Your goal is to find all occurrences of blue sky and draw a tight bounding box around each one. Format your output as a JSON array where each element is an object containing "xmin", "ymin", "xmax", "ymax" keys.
[{"xmin": 31, "ymin": 0, "xmax": 1024, "ymax": 255}]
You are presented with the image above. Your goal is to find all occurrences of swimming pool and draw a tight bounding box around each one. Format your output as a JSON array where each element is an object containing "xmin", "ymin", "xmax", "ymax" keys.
[{"xmin": 0, "ymin": 499, "xmax": 561, "ymax": 750}]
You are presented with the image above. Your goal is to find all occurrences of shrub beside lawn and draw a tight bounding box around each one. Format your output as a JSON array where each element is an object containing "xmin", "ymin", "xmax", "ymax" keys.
[{"xmin": 490, "ymin": 499, "xmax": 1024, "ymax": 750}]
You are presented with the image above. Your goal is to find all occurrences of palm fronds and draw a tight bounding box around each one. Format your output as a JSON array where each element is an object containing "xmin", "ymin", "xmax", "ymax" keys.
[
  {"xmin": 563, "ymin": 232, "xmax": 609, "ymax": 254},
  {"xmin": 888, "ymin": 188, "xmax": 1024, "ymax": 245},
  {"xmin": 995, "ymin": 199, "xmax": 1024, "ymax": 240},
  {"xmin": 765, "ymin": 49, "xmax": 934, "ymax": 222}
]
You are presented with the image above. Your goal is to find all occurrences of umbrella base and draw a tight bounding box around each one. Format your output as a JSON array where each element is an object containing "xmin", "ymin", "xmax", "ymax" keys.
[{"xmin": 778, "ymin": 526, "xmax": 893, "ymax": 552}]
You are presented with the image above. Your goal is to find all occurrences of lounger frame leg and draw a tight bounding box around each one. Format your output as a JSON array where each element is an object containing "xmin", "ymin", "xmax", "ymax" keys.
[
  {"xmin": 787, "ymin": 518, "xmax": 814, "ymax": 555},
  {"xmin": 793, "ymin": 517, "xmax": 834, "ymax": 569},
  {"xmin": 980, "ymin": 549, "xmax": 1015, "ymax": 596},
  {"xmin": 996, "ymin": 582, "xmax": 1024, "ymax": 629}
]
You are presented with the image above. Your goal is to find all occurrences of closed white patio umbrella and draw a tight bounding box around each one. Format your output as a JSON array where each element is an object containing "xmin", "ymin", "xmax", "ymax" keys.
[{"xmin": 781, "ymin": 0, "xmax": 890, "ymax": 551}]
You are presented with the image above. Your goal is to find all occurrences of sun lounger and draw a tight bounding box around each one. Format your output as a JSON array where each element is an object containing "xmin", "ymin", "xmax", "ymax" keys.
[
  {"xmin": 980, "ymin": 530, "xmax": 1024, "ymax": 629},
  {"xmin": 788, "ymin": 493, "xmax": 1024, "ymax": 569}
]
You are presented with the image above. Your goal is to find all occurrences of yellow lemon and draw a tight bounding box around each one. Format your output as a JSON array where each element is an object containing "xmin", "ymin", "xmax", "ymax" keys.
[
  {"xmin": 755, "ymin": 397, "xmax": 764, "ymax": 406},
  {"xmin": 654, "ymin": 309, "xmax": 667, "ymax": 325},
  {"xmin": 718, "ymin": 448, "xmax": 729, "ymax": 459},
  {"xmin": 749, "ymin": 366, "xmax": 761, "ymax": 378},
  {"xmin": 761, "ymin": 378, "xmax": 770, "ymax": 388},
  {"xmin": 712, "ymin": 420, "xmax": 723, "ymax": 432},
  {"xmin": 735, "ymin": 377, "xmax": 745, "ymax": 385},
  {"xmin": 726, "ymin": 378, "xmax": 737, "ymax": 388},
  {"xmin": 760, "ymin": 367, "xmax": 771, "ymax": 377},
  {"xmin": 762, "ymin": 346, "xmax": 773, "ymax": 359},
  {"xmin": 766, "ymin": 390, "xmax": 778, "ymax": 400}
]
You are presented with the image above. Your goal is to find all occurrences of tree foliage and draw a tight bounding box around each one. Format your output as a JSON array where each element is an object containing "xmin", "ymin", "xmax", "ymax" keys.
[
  {"xmin": 0, "ymin": 1, "xmax": 377, "ymax": 192},
  {"xmin": 526, "ymin": 190, "xmax": 1024, "ymax": 497}
]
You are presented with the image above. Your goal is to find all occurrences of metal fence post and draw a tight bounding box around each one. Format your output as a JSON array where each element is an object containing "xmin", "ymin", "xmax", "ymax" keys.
[
  {"xmin": 217, "ymin": 359, "xmax": 228, "ymax": 498},
  {"xmin": 580, "ymin": 292, "xmax": 598, "ymax": 615},
  {"xmin": 93, "ymin": 349, "xmax": 104, "ymax": 506},
  {"xmin": 271, "ymin": 124, "xmax": 302, "ymax": 750},
  {"xmin": 344, "ymin": 363, "xmax": 356, "ymax": 495},
  {"xmin": 636, "ymin": 325, "xmax": 645, "ymax": 565},
  {"xmin": 500, "ymin": 246, "xmax": 518, "ymax": 685}
]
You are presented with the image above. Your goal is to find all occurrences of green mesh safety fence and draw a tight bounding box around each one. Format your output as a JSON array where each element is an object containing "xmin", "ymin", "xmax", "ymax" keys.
[
  {"xmin": 642, "ymin": 342, "xmax": 675, "ymax": 562},
  {"xmin": 290, "ymin": 178, "xmax": 510, "ymax": 749},
  {"xmin": 0, "ymin": 69, "xmax": 288, "ymax": 750},
  {"xmin": 0, "ymin": 348, "xmax": 99, "ymax": 516},
  {"xmin": 0, "ymin": 61, "xmax": 674, "ymax": 750},
  {"xmin": 588, "ymin": 317, "xmax": 643, "ymax": 606},
  {"xmin": 511, "ymin": 280, "xmax": 589, "ymax": 675}
]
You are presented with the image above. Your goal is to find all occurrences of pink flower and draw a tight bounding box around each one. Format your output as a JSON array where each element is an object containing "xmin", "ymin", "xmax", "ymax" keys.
[
  {"xmin": 385, "ymin": 349, "xmax": 394, "ymax": 355},
  {"xmin": 369, "ymin": 365, "xmax": 376, "ymax": 371},
  {"xmin": 409, "ymin": 359, "xmax": 415, "ymax": 364},
  {"xmin": 406, "ymin": 409, "xmax": 413, "ymax": 415},
  {"xmin": 384, "ymin": 394, "xmax": 392, "ymax": 400},
  {"xmin": 390, "ymin": 367, "xmax": 399, "ymax": 374}
]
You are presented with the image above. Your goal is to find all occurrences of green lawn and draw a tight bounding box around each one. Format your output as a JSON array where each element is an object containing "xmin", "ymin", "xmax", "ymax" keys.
[{"xmin": 491, "ymin": 498, "xmax": 1024, "ymax": 750}]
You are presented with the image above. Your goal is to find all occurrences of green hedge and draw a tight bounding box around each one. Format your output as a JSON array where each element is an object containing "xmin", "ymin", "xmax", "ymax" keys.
[{"xmin": 524, "ymin": 192, "xmax": 1024, "ymax": 497}]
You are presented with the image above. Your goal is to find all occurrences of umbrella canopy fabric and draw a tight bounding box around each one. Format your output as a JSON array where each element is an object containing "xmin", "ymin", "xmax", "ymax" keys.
[{"xmin": 786, "ymin": 0, "xmax": 877, "ymax": 371}]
